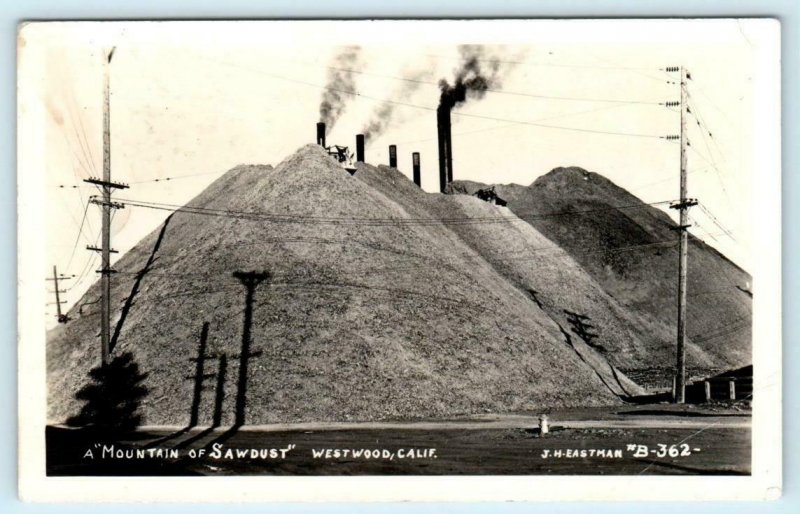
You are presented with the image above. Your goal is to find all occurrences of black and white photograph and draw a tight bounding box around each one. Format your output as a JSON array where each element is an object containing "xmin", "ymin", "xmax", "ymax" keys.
[{"xmin": 16, "ymin": 19, "xmax": 781, "ymax": 502}]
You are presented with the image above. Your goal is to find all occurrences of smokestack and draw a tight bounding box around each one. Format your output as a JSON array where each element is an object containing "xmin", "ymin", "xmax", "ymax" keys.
[
  {"xmin": 412, "ymin": 152, "xmax": 421, "ymax": 188},
  {"xmin": 437, "ymin": 106, "xmax": 453, "ymax": 192},
  {"xmin": 356, "ymin": 134, "xmax": 365, "ymax": 162},
  {"xmin": 389, "ymin": 145, "xmax": 397, "ymax": 168},
  {"xmin": 316, "ymin": 122, "xmax": 326, "ymax": 147}
]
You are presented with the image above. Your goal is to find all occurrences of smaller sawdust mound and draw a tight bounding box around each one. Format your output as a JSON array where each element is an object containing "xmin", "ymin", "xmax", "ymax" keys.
[{"xmin": 452, "ymin": 167, "xmax": 752, "ymax": 374}]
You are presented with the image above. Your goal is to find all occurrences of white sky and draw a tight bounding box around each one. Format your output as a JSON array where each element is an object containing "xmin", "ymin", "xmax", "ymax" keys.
[{"xmin": 20, "ymin": 20, "xmax": 771, "ymax": 326}]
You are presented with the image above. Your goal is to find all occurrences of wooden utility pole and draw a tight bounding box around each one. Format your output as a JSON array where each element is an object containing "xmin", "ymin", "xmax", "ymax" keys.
[
  {"xmin": 100, "ymin": 46, "xmax": 113, "ymax": 367},
  {"xmin": 669, "ymin": 66, "xmax": 697, "ymax": 403},
  {"xmin": 412, "ymin": 152, "xmax": 421, "ymax": 188},
  {"xmin": 47, "ymin": 265, "xmax": 71, "ymax": 324},
  {"xmin": 84, "ymin": 47, "xmax": 128, "ymax": 367}
]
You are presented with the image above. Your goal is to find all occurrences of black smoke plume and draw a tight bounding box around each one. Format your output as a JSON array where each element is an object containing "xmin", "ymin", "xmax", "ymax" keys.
[
  {"xmin": 319, "ymin": 46, "xmax": 363, "ymax": 131},
  {"xmin": 438, "ymin": 45, "xmax": 502, "ymax": 111}
]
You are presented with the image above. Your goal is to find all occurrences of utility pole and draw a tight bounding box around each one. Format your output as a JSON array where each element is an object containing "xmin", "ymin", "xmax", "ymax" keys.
[
  {"xmin": 666, "ymin": 65, "xmax": 698, "ymax": 403},
  {"xmin": 47, "ymin": 265, "xmax": 72, "ymax": 324},
  {"xmin": 84, "ymin": 46, "xmax": 128, "ymax": 367}
]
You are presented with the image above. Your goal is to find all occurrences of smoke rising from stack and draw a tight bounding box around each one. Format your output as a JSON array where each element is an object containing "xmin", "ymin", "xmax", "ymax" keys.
[
  {"xmin": 318, "ymin": 46, "xmax": 363, "ymax": 132},
  {"xmin": 438, "ymin": 45, "xmax": 503, "ymax": 110},
  {"xmin": 361, "ymin": 68, "xmax": 432, "ymax": 141},
  {"xmin": 437, "ymin": 46, "xmax": 506, "ymax": 191}
]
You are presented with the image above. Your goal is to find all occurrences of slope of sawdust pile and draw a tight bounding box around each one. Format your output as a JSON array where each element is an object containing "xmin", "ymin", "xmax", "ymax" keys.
[
  {"xmin": 452, "ymin": 167, "xmax": 752, "ymax": 375},
  {"xmin": 47, "ymin": 145, "xmax": 640, "ymax": 426},
  {"xmin": 356, "ymin": 163, "xmax": 649, "ymax": 392}
]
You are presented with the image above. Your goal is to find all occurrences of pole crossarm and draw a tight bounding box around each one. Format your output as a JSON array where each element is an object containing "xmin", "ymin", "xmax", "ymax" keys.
[
  {"xmin": 669, "ymin": 199, "xmax": 699, "ymax": 210},
  {"xmin": 86, "ymin": 245, "xmax": 119, "ymax": 254},
  {"xmin": 83, "ymin": 177, "xmax": 130, "ymax": 189},
  {"xmin": 88, "ymin": 197, "xmax": 126, "ymax": 210}
]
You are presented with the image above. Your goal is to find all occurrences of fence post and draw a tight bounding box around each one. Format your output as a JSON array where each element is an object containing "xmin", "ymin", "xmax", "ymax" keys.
[
  {"xmin": 704, "ymin": 381, "xmax": 711, "ymax": 402},
  {"xmin": 729, "ymin": 379, "xmax": 736, "ymax": 400},
  {"xmin": 671, "ymin": 375, "xmax": 677, "ymax": 402}
]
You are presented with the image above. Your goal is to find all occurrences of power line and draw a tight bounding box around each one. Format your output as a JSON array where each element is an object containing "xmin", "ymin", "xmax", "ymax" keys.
[
  {"xmin": 697, "ymin": 202, "xmax": 738, "ymax": 243},
  {"xmin": 457, "ymin": 109, "xmax": 663, "ymax": 139},
  {"xmin": 66, "ymin": 86, "xmax": 98, "ymax": 174},
  {"xmin": 688, "ymin": 214, "xmax": 721, "ymax": 245},
  {"xmin": 111, "ymin": 240, "xmax": 679, "ymax": 283},
  {"xmin": 129, "ymin": 169, "xmax": 227, "ymax": 185},
  {"xmin": 69, "ymin": 250, "xmax": 98, "ymax": 293},
  {"xmin": 51, "ymin": 169, "xmax": 228, "ymax": 189},
  {"xmin": 395, "ymin": 101, "xmax": 651, "ymax": 146},
  {"xmin": 585, "ymin": 51, "xmax": 674, "ymax": 84},
  {"xmin": 198, "ymin": 54, "xmax": 665, "ymax": 140},
  {"xmin": 423, "ymin": 50, "xmax": 669, "ymax": 75},
  {"xmin": 629, "ymin": 165, "xmax": 715, "ymax": 193},
  {"xmin": 55, "ymin": 55, "xmax": 98, "ymax": 177},
  {"xmin": 54, "ymin": 120, "xmax": 94, "ymax": 179},
  {"xmin": 64, "ymin": 199, "xmax": 91, "ymax": 270},
  {"xmin": 60, "ymin": 88, "xmax": 96, "ymax": 178},
  {"xmin": 685, "ymin": 90, "xmax": 733, "ymax": 205},
  {"xmin": 112, "ymin": 195, "xmax": 674, "ymax": 226},
  {"xmin": 55, "ymin": 192, "xmax": 93, "ymax": 254},
  {"xmin": 319, "ymin": 62, "xmax": 664, "ymax": 105}
]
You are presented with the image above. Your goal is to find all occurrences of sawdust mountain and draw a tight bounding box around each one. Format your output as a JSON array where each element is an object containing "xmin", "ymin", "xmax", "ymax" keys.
[
  {"xmin": 49, "ymin": 144, "xmax": 693, "ymax": 426},
  {"xmin": 452, "ymin": 168, "xmax": 752, "ymax": 379}
]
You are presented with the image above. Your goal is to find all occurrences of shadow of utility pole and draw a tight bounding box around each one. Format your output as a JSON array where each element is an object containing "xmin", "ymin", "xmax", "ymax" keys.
[
  {"xmin": 189, "ymin": 322, "xmax": 213, "ymax": 427},
  {"xmin": 110, "ymin": 214, "xmax": 173, "ymax": 354},
  {"xmin": 145, "ymin": 321, "xmax": 218, "ymax": 449},
  {"xmin": 198, "ymin": 271, "xmax": 270, "ymax": 450},
  {"xmin": 231, "ymin": 271, "xmax": 269, "ymax": 427},
  {"xmin": 153, "ymin": 270, "xmax": 270, "ymax": 451}
]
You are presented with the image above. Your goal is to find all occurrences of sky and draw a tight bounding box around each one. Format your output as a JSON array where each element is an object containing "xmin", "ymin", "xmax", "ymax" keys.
[{"xmin": 18, "ymin": 20, "xmax": 772, "ymax": 327}]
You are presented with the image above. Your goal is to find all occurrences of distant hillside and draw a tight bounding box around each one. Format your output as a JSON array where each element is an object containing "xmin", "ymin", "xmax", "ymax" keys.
[
  {"xmin": 451, "ymin": 167, "xmax": 752, "ymax": 375},
  {"xmin": 47, "ymin": 146, "xmax": 645, "ymax": 426}
]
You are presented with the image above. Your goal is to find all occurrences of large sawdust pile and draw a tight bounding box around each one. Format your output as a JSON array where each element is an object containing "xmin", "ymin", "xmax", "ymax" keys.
[{"xmin": 47, "ymin": 146, "xmax": 650, "ymax": 426}]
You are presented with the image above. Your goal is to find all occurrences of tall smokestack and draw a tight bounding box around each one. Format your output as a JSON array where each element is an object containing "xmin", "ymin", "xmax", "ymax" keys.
[
  {"xmin": 436, "ymin": 46, "xmax": 503, "ymax": 192},
  {"xmin": 389, "ymin": 145, "xmax": 397, "ymax": 168},
  {"xmin": 437, "ymin": 106, "xmax": 452, "ymax": 193},
  {"xmin": 356, "ymin": 134, "xmax": 365, "ymax": 162},
  {"xmin": 316, "ymin": 122, "xmax": 326, "ymax": 147},
  {"xmin": 412, "ymin": 152, "xmax": 421, "ymax": 188}
]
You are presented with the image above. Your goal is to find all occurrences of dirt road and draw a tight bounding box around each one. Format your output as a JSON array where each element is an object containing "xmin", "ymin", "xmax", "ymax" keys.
[{"xmin": 46, "ymin": 405, "xmax": 751, "ymax": 476}]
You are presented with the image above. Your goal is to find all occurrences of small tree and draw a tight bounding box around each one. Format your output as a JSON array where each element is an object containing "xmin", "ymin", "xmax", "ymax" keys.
[{"xmin": 67, "ymin": 352, "xmax": 149, "ymax": 434}]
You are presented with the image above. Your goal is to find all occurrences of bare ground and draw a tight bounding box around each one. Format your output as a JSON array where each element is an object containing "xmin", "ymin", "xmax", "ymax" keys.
[{"xmin": 46, "ymin": 404, "xmax": 750, "ymax": 476}]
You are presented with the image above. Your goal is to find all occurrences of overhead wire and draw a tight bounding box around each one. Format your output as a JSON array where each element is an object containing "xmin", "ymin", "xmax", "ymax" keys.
[
  {"xmin": 423, "ymin": 50, "xmax": 670, "ymax": 77},
  {"xmin": 198, "ymin": 54, "xmax": 665, "ymax": 140},
  {"xmin": 64, "ymin": 199, "xmax": 91, "ymax": 270},
  {"xmin": 55, "ymin": 54, "xmax": 98, "ymax": 178},
  {"xmin": 318, "ymin": 62, "xmax": 664, "ymax": 105},
  {"xmin": 697, "ymin": 202, "xmax": 738, "ymax": 243},
  {"xmin": 65, "ymin": 82, "xmax": 98, "ymax": 176},
  {"xmin": 685, "ymin": 90, "xmax": 733, "ymax": 206},
  {"xmin": 395, "ymin": 100, "xmax": 657, "ymax": 146},
  {"xmin": 47, "ymin": 51, "xmax": 752, "ymax": 333},
  {"xmin": 111, "ymin": 195, "xmax": 675, "ymax": 226},
  {"xmin": 129, "ymin": 169, "xmax": 228, "ymax": 185}
]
